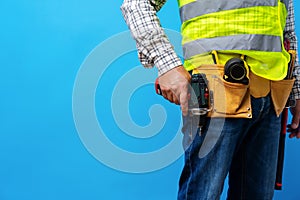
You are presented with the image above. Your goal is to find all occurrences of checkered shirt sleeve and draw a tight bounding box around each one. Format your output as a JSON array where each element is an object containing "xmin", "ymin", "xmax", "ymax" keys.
[
  {"xmin": 285, "ymin": 0, "xmax": 300, "ymax": 99},
  {"xmin": 120, "ymin": 0, "xmax": 182, "ymax": 76}
]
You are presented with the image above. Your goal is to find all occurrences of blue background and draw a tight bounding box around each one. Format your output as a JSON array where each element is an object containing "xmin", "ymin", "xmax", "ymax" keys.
[{"xmin": 0, "ymin": 0, "xmax": 299, "ymax": 199}]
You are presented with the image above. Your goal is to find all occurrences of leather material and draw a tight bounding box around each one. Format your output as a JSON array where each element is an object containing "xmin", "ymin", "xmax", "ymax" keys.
[
  {"xmin": 192, "ymin": 64, "xmax": 294, "ymax": 118},
  {"xmin": 271, "ymin": 78, "xmax": 295, "ymax": 116}
]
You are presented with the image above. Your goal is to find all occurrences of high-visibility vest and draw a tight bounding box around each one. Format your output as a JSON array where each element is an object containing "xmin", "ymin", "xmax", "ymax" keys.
[{"xmin": 178, "ymin": 0, "xmax": 290, "ymax": 80}]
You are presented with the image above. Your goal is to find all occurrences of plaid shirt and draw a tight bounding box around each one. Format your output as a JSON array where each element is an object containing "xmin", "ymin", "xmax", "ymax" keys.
[{"xmin": 121, "ymin": 0, "xmax": 300, "ymax": 99}]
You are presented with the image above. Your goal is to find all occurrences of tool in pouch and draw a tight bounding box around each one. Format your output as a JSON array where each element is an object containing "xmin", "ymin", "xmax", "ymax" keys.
[
  {"xmin": 223, "ymin": 56, "xmax": 249, "ymax": 85},
  {"xmin": 211, "ymin": 50, "xmax": 249, "ymax": 85}
]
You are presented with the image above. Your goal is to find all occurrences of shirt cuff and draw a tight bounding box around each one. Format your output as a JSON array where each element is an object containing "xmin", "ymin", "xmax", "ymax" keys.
[{"xmin": 154, "ymin": 50, "xmax": 183, "ymax": 76}]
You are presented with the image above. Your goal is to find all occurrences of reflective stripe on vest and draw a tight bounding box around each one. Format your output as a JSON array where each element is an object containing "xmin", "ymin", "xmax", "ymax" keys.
[
  {"xmin": 183, "ymin": 35, "xmax": 282, "ymax": 59},
  {"xmin": 178, "ymin": 0, "xmax": 289, "ymax": 80},
  {"xmin": 180, "ymin": 0, "xmax": 278, "ymax": 23}
]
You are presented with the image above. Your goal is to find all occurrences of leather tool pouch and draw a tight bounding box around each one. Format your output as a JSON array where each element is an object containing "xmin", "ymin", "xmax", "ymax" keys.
[
  {"xmin": 193, "ymin": 64, "xmax": 252, "ymax": 118},
  {"xmin": 271, "ymin": 78, "xmax": 295, "ymax": 116}
]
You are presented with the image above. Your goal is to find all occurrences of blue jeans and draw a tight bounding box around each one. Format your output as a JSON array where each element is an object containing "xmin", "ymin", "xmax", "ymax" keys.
[{"xmin": 178, "ymin": 95, "xmax": 281, "ymax": 200}]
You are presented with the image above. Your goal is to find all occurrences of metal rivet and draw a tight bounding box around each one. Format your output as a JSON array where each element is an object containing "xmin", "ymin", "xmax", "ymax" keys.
[
  {"xmin": 248, "ymin": 114, "xmax": 252, "ymax": 118},
  {"xmin": 247, "ymin": 107, "xmax": 251, "ymax": 111}
]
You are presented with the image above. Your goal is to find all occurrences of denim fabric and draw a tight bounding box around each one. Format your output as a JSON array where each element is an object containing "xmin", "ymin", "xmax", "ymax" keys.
[{"xmin": 178, "ymin": 95, "xmax": 281, "ymax": 200}]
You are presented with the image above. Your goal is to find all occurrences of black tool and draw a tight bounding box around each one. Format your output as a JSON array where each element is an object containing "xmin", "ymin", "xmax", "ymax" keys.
[{"xmin": 223, "ymin": 57, "xmax": 249, "ymax": 85}]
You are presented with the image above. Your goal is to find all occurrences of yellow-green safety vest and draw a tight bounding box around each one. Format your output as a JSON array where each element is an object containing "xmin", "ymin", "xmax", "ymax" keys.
[{"xmin": 178, "ymin": 0, "xmax": 290, "ymax": 80}]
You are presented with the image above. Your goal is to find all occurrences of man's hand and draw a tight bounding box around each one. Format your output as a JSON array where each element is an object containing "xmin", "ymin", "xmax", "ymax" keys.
[
  {"xmin": 157, "ymin": 66, "xmax": 191, "ymax": 116},
  {"xmin": 288, "ymin": 99, "xmax": 300, "ymax": 138}
]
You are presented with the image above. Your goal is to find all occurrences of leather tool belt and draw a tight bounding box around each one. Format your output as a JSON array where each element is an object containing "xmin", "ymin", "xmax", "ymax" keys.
[{"xmin": 192, "ymin": 56, "xmax": 294, "ymax": 118}]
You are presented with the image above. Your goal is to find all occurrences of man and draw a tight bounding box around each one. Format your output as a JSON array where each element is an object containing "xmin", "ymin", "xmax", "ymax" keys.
[{"xmin": 121, "ymin": 0, "xmax": 300, "ymax": 199}]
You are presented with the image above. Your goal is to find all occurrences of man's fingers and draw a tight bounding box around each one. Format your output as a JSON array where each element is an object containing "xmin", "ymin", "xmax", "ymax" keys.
[
  {"xmin": 290, "ymin": 114, "xmax": 300, "ymax": 139},
  {"xmin": 287, "ymin": 124, "xmax": 300, "ymax": 139},
  {"xmin": 160, "ymin": 82, "xmax": 189, "ymax": 115},
  {"xmin": 289, "ymin": 133, "xmax": 296, "ymax": 138},
  {"xmin": 291, "ymin": 133, "xmax": 300, "ymax": 139},
  {"xmin": 179, "ymin": 90, "xmax": 189, "ymax": 116},
  {"xmin": 288, "ymin": 100, "xmax": 300, "ymax": 139},
  {"xmin": 163, "ymin": 91, "xmax": 173, "ymax": 103},
  {"xmin": 290, "ymin": 102, "xmax": 300, "ymax": 129},
  {"xmin": 291, "ymin": 120, "xmax": 299, "ymax": 130},
  {"xmin": 173, "ymin": 93, "xmax": 180, "ymax": 105},
  {"xmin": 162, "ymin": 89, "xmax": 181, "ymax": 105},
  {"xmin": 157, "ymin": 65, "xmax": 191, "ymax": 114}
]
